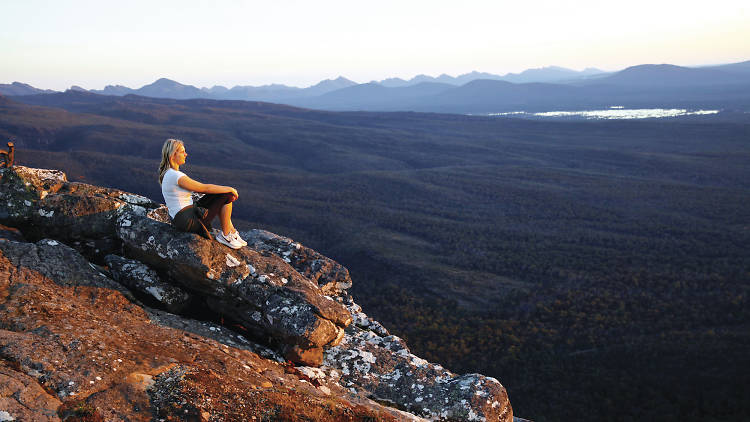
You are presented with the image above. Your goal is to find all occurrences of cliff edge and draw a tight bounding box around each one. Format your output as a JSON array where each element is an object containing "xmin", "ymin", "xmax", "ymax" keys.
[{"xmin": 0, "ymin": 166, "xmax": 513, "ymax": 421}]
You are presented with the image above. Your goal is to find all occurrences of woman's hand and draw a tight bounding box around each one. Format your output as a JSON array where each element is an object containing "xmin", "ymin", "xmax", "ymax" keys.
[{"xmin": 228, "ymin": 187, "xmax": 239, "ymax": 201}]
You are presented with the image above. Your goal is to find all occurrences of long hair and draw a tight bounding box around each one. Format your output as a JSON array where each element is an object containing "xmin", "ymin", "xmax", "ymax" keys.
[{"xmin": 158, "ymin": 138, "xmax": 184, "ymax": 184}]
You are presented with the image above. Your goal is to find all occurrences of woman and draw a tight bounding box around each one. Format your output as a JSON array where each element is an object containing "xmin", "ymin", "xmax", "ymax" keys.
[{"xmin": 158, "ymin": 138, "xmax": 246, "ymax": 249}]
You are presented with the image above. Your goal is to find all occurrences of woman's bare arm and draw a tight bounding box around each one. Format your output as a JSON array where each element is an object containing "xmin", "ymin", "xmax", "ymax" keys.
[{"xmin": 177, "ymin": 175, "xmax": 238, "ymax": 199}]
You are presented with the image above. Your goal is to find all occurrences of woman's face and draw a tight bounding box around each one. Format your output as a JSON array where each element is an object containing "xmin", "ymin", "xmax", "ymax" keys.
[{"xmin": 171, "ymin": 144, "xmax": 187, "ymax": 166}]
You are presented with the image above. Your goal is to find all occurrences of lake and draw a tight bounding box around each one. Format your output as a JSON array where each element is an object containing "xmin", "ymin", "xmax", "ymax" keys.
[{"xmin": 484, "ymin": 107, "xmax": 720, "ymax": 119}]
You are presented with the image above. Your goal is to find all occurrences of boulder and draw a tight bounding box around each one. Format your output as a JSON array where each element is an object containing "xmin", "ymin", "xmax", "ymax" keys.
[
  {"xmin": 0, "ymin": 224, "xmax": 24, "ymax": 242},
  {"xmin": 0, "ymin": 360, "xmax": 61, "ymax": 422},
  {"xmin": 242, "ymin": 229, "xmax": 353, "ymax": 296},
  {"xmin": 0, "ymin": 166, "xmax": 66, "ymax": 227},
  {"xmin": 319, "ymin": 296, "xmax": 514, "ymax": 422},
  {"xmin": 116, "ymin": 215, "xmax": 352, "ymax": 366},
  {"xmin": 0, "ymin": 238, "xmax": 136, "ymax": 299},
  {"xmin": 0, "ymin": 166, "xmax": 161, "ymax": 260},
  {"xmin": 105, "ymin": 254, "xmax": 192, "ymax": 314}
]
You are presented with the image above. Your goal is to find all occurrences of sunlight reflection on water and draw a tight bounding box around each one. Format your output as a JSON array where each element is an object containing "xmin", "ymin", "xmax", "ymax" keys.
[{"xmin": 485, "ymin": 108, "xmax": 720, "ymax": 119}]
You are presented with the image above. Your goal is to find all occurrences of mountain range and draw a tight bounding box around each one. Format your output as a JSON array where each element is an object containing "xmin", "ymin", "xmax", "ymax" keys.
[
  {"xmin": 1, "ymin": 66, "xmax": 604, "ymax": 99},
  {"xmin": 288, "ymin": 61, "xmax": 750, "ymax": 113},
  {"xmin": 377, "ymin": 66, "xmax": 605, "ymax": 87},
  {"xmin": 2, "ymin": 60, "xmax": 750, "ymax": 113}
]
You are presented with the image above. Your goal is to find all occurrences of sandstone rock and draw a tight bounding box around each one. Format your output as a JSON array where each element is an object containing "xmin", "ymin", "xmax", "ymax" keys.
[
  {"xmin": 0, "ymin": 166, "xmax": 67, "ymax": 202},
  {"xmin": 0, "ymin": 361, "xmax": 61, "ymax": 421},
  {"xmin": 0, "ymin": 238, "xmax": 407, "ymax": 421},
  {"xmin": 117, "ymin": 215, "xmax": 351, "ymax": 366},
  {"xmin": 0, "ymin": 224, "xmax": 24, "ymax": 242},
  {"xmin": 242, "ymin": 229, "xmax": 353, "ymax": 296},
  {"xmin": 347, "ymin": 297, "xmax": 391, "ymax": 337},
  {"xmin": 284, "ymin": 344, "xmax": 324, "ymax": 367},
  {"xmin": 320, "ymin": 295, "xmax": 514, "ymax": 421},
  {"xmin": 105, "ymin": 254, "xmax": 191, "ymax": 314},
  {"xmin": 0, "ymin": 239, "xmax": 136, "ymax": 300},
  {"xmin": 146, "ymin": 308, "xmax": 284, "ymax": 363},
  {"xmin": 0, "ymin": 166, "xmax": 161, "ymax": 260},
  {"xmin": 146, "ymin": 204, "xmax": 171, "ymax": 224},
  {"xmin": 0, "ymin": 166, "xmax": 63, "ymax": 226}
]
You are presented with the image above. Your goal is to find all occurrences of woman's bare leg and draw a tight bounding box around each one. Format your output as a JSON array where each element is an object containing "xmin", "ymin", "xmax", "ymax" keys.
[{"xmin": 219, "ymin": 202, "xmax": 236, "ymax": 235}]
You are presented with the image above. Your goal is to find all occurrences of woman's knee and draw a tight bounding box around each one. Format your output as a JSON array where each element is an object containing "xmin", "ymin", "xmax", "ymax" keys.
[{"xmin": 220, "ymin": 192, "xmax": 235, "ymax": 203}]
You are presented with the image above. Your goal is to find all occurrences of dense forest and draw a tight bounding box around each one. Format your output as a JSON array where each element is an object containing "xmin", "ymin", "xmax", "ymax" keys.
[{"xmin": 2, "ymin": 92, "xmax": 749, "ymax": 421}]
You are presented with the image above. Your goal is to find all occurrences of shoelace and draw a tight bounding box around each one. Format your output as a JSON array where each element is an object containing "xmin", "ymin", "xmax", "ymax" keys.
[{"xmin": 231, "ymin": 231, "xmax": 245, "ymax": 243}]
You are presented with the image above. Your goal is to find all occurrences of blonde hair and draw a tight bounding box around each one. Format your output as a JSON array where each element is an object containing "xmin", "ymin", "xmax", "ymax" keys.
[{"xmin": 158, "ymin": 138, "xmax": 184, "ymax": 184}]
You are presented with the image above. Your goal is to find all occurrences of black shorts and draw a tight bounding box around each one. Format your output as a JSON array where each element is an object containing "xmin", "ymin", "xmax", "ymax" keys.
[{"xmin": 171, "ymin": 192, "xmax": 235, "ymax": 239}]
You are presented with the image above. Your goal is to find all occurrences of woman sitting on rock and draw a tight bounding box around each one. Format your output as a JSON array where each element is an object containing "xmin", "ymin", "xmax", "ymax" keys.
[{"xmin": 158, "ymin": 138, "xmax": 246, "ymax": 249}]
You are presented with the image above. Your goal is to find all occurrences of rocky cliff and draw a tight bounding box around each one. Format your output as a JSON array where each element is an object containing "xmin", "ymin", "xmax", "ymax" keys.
[{"xmin": 0, "ymin": 166, "xmax": 514, "ymax": 421}]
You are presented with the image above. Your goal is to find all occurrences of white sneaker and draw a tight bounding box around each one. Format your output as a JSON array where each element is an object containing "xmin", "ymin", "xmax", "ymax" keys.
[
  {"xmin": 216, "ymin": 230, "xmax": 243, "ymax": 249},
  {"xmin": 230, "ymin": 230, "xmax": 247, "ymax": 246}
]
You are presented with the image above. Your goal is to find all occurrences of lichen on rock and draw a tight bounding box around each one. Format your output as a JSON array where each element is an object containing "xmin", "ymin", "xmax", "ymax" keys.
[
  {"xmin": 241, "ymin": 229, "xmax": 354, "ymax": 295},
  {"xmin": 321, "ymin": 295, "xmax": 513, "ymax": 421},
  {"xmin": 105, "ymin": 254, "xmax": 191, "ymax": 313},
  {"xmin": 116, "ymin": 215, "xmax": 352, "ymax": 366}
]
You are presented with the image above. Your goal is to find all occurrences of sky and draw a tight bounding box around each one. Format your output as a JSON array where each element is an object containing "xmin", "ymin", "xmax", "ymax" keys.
[{"xmin": 2, "ymin": 0, "xmax": 749, "ymax": 91}]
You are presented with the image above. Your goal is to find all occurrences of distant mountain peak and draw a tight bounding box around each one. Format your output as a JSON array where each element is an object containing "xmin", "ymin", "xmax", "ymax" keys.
[
  {"xmin": 0, "ymin": 82, "xmax": 58, "ymax": 96},
  {"xmin": 306, "ymin": 77, "xmax": 357, "ymax": 93},
  {"xmin": 130, "ymin": 78, "xmax": 207, "ymax": 100},
  {"xmin": 147, "ymin": 78, "xmax": 186, "ymax": 87},
  {"xmin": 590, "ymin": 62, "xmax": 748, "ymax": 87},
  {"xmin": 201, "ymin": 85, "xmax": 229, "ymax": 93},
  {"xmin": 515, "ymin": 66, "xmax": 575, "ymax": 75},
  {"xmin": 617, "ymin": 63, "xmax": 714, "ymax": 76},
  {"xmin": 621, "ymin": 63, "xmax": 686, "ymax": 72}
]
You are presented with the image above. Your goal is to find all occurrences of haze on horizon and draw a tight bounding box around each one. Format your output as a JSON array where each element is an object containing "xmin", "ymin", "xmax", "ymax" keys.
[{"xmin": 2, "ymin": 0, "xmax": 749, "ymax": 91}]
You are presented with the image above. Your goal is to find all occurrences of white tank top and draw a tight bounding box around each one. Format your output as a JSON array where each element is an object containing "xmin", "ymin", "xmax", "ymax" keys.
[{"xmin": 161, "ymin": 168, "xmax": 193, "ymax": 218}]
